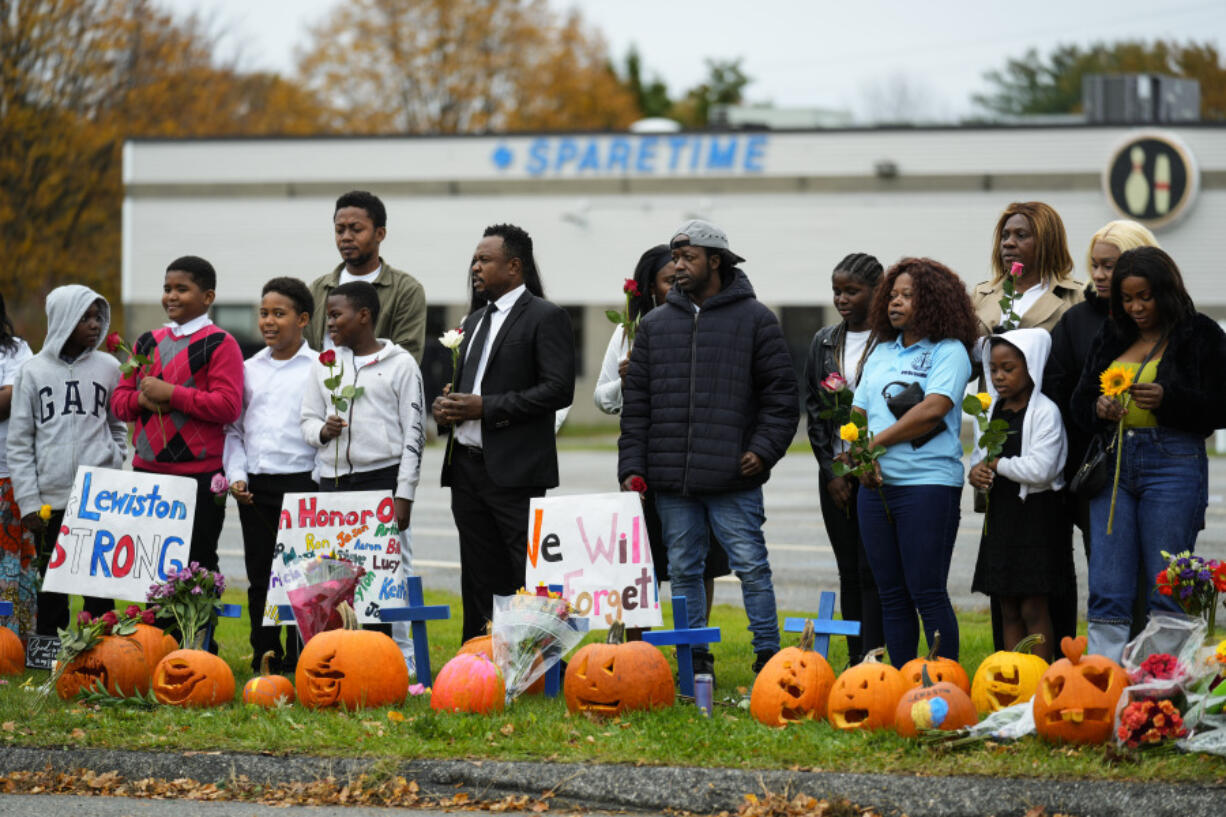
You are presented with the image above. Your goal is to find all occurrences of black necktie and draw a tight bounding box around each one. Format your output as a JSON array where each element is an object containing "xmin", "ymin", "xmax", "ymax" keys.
[{"xmin": 458, "ymin": 303, "xmax": 496, "ymax": 394}]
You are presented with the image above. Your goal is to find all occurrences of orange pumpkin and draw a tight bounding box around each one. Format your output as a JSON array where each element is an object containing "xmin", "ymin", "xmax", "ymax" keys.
[
  {"xmin": 152, "ymin": 649, "xmax": 235, "ymax": 707},
  {"xmin": 0, "ymin": 626, "xmax": 23, "ymax": 675},
  {"xmin": 129, "ymin": 623, "xmax": 178, "ymax": 677},
  {"xmin": 1033, "ymin": 636, "xmax": 1127, "ymax": 745},
  {"xmin": 827, "ymin": 648, "xmax": 909, "ymax": 731},
  {"xmin": 750, "ymin": 620, "xmax": 835, "ymax": 727},
  {"xmin": 242, "ymin": 650, "xmax": 296, "ymax": 707},
  {"xmin": 563, "ymin": 622, "xmax": 674, "ymax": 717},
  {"xmin": 899, "ymin": 631, "xmax": 970, "ymax": 694},
  {"xmin": 457, "ymin": 634, "xmax": 545, "ymax": 695},
  {"xmin": 431, "ymin": 653, "xmax": 505, "ymax": 714},
  {"xmin": 56, "ymin": 635, "xmax": 150, "ymax": 700},
  {"xmin": 895, "ymin": 665, "xmax": 978, "ymax": 738},
  {"xmin": 295, "ymin": 602, "xmax": 408, "ymax": 709},
  {"xmin": 970, "ymin": 634, "xmax": 1050, "ymax": 714}
]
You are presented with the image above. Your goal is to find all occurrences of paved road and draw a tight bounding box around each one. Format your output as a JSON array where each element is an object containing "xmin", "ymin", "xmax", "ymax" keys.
[
  {"xmin": 0, "ymin": 795, "xmax": 589, "ymax": 816},
  {"xmin": 218, "ymin": 444, "xmax": 1226, "ymax": 618}
]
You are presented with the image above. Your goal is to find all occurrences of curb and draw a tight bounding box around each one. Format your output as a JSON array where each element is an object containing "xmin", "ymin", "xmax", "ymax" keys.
[{"xmin": 0, "ymin": 747, "xmax": 1223, "ymax": 817}]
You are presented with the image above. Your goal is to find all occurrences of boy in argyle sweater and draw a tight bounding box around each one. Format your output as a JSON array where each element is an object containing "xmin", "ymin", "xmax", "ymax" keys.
[{"xmin": 111, "ymin": 256, "xmax": 243, "ymax": 591}]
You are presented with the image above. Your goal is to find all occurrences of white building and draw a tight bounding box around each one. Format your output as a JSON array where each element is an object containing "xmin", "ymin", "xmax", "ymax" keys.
[{"xmin": 123, "ymin": 125, "xmax": 1225, "ymax": 426}]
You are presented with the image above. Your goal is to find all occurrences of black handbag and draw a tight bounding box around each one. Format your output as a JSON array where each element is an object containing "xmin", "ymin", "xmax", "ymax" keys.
[
  {"xmin": 1069, "ymin": 432, "xmax": 1116, "ymax": 497},
  {"xmin": 882, "ymin": 381, "xmax": 943, "ymax": 449}
]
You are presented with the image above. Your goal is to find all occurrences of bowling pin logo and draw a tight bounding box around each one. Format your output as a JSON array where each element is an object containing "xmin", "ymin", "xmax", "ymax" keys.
[
  {"xmin": 1124, "ymin": 146, "xmax": 1149, "ymax": 216},
  {"xmin": 1154, "ymin": 154, "xmax": 1171, "ymax": 215}
]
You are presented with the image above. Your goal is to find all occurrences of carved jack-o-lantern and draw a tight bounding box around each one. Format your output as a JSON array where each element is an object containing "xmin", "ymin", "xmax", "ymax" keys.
[
  {"xmin": 295, "ymin": 603, "xmax": 408, "ymax": 709},
  {"xmin": 750, "ymin": 620, "xmax": 835, "ymax": 727},
  {"xmin": 56, "ymin": 636, "xmax": 150, "ymax": 700},
  {"xmin": 0, "ymin": 626, "xmax": 24, "ymax": 675},
  {"xmin": 152, "ymin": 649, "xmax": 235, "ymax": 707},
  {"xmin": 895, "ymin": 665, "xmax": 978, "ymax": 738},
  {"xmin": 1033, "ymin": 636, "xmax": 1127, "ymax": 745},
  {"xmin": 563, "ymin": 622, "xmax": 674, "ymax": 716},
  {"xmin": 827, "ymin": 648, "xmax": 909, "ymax": 731},
  {"xmin": 970, "ymin": 634, "xmax": 1050, "ymax": 714},
  {"xmin": 899, "ymin": 631, "xmax": 970, "ymax": 694}
]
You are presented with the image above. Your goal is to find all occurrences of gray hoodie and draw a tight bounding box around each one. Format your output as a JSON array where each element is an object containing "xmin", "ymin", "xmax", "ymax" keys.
[{"xmin": 7, "ymin": 285, "xmax": 127, "ymax": 513}]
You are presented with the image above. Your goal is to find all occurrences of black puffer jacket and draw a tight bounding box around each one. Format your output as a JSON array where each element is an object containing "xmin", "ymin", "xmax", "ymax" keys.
[
  {"xmin": 1043, "ymin": 284, "xmax": 1109, "ymax": 480},
  {"xmin": 618, "ymin": 270, "xmax": 799, "ymax": 495},
  {"xmin": 1070, "ymin": 312, "xmax": 1226, "ymax": 438}
]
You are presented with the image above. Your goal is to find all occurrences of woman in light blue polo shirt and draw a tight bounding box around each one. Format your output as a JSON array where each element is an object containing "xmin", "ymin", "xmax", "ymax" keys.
[{"xmin": 850, "ymin": 257, "xmax": 978, "ymax": 664}]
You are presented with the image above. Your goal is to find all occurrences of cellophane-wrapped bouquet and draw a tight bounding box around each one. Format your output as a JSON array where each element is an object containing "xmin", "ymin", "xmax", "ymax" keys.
[
  {"xmin": 491, "ymin": 587, "xmax": 584, "ymax": 705},
  {"xmin": 284, "ymin": 555, "xmax": 366, "ymax": 643}
]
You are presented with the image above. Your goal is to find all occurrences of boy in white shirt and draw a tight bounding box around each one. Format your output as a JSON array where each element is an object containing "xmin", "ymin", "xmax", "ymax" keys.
[{"xmin": 223, "ymin": 278, "xmax": 318, "ymax": 673}]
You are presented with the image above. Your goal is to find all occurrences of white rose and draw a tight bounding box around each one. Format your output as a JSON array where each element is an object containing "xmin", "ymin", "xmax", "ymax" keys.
[{"xmin": 439, "ymin": 328, "xmax": 464, "ymax": 350}]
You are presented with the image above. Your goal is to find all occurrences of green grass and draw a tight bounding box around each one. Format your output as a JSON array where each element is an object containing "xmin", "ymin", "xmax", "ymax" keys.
[{"xmin": 1, "ymin": 590, "xmax": 1223, "ymax": 784}]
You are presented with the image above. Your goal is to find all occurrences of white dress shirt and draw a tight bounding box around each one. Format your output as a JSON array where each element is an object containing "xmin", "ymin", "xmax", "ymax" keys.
[
  {"xmin": 455, "ymin": 284, "xmax": 526, "ymax": 449},
  {"xmin": 223, "ymin": 339, "xmax": 318, "ymax": 483},
  {"xmin": 164, "ymin": 314, "xmax": 213, "ymax": 338}
]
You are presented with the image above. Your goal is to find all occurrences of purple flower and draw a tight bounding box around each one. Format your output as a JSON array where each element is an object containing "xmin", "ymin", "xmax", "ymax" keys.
[
  {"xmin": 215, "ymin": 574, "xmax": 226, "ymax": 593},
  {"xmin": 190, "ymin": 585, "xmax": 203, "ymax": 595},
  {"xmin": 209, "ymin": 472, "xmax": 228, "ymax": 494}
]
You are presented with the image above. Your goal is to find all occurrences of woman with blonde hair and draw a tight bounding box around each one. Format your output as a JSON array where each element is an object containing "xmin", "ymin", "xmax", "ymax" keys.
[{"xmin": 972, "ymin": 202, "xmax": 1082, "ymax": 335}]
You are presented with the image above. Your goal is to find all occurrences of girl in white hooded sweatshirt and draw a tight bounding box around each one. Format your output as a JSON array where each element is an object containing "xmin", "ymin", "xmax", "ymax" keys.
[
  {"xmin": 968, "ymin": 328, "xmax": 1073, "ymax": 662},
  {"xmin": 7, "ymin": 285, "xmax": 127, "ymax": 634}
]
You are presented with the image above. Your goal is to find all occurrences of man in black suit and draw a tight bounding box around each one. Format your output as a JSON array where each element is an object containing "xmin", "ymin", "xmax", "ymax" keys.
[{"xmin": 432, "ymin": 223, "xmax": 575, "ymax": 642}]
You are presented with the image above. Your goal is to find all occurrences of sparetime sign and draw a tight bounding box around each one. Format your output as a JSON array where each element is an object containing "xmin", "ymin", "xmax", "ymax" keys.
[{"xmin": 491, "ymin": 134, "xmax": 770, "ymax": 177}]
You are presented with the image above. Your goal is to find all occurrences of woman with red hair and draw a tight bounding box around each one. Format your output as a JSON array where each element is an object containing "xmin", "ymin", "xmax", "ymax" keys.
[{"xmin": 850, "ymin": 258, "xmax": 978, "ymax": 664}]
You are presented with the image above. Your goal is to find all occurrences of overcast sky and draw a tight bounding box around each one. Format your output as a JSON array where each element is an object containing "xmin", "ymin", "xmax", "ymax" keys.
[{"xmin": 161, "ymin": 0, "xmax": 1226, "ymax": 122}]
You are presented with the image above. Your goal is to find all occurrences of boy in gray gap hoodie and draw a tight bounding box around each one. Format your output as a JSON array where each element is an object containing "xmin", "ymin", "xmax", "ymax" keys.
[{"xmin": 7, "ymin": 285, "xmax": 127, "ymax": 634}]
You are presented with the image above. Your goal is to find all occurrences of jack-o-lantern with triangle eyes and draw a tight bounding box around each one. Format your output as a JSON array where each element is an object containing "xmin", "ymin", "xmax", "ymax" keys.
[
  {"xmin": 295, "ymin": 602, "xmax": 408, "ymax": 709},
  {"xmin": 970, "ymin": 634, "xmax": 1049, "ymax": 714},
  {"xmin": 750, "ymin": 620, "xmax": 835, "ymax": 727},
  {"xmin": 1033, "ymin": 636, "xmax": 1127, "ymax": 745},
  {"xmin": 827, "ymin": 648, "xmax": 909, "ymax": 731},
  {"xmin": 563, "ymin": 622, "xmax": 674, "ymax": 716}
]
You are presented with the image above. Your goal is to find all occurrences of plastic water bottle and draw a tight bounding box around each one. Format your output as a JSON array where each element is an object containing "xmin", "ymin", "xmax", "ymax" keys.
[{"xmin": 694, "ymin": 673, "xmax": 714, "ymax": 716}]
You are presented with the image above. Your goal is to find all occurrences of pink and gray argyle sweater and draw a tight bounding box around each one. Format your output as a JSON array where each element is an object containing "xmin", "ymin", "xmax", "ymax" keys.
[{"xmin": 111, "ymin": 325, "xmax": 243, "ymax": 474}]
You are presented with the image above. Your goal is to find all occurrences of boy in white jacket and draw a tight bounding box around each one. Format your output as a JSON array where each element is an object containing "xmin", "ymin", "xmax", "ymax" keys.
[
  {"xmin": 968, "ymin": 328, "xmax": 1073, "ymax": 662},
  {"xmin": 8, "ymin": 285, "xmax": 127, "ymax": 634},
  {"xmin": 301, "ymin": 281, "xmax": 423, "ymax": 556}
]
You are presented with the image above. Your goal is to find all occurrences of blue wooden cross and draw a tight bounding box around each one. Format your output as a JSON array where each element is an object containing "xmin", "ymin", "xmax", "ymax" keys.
[
  {"xmin": 377, "ymin": 576, "xmax": 451, "ymax": 687},
  {"xmin": 541, "ymin": 584, "xmax": 589, "ymax": 698},
  {"xmin": 782, "ymin": 590, "xmax": 860, "ymax": 658},
  {"xmin": 201, "ymin": 603, "xmax": 244, "ymax": 651},
  {"xmin": 0, "ymin": 601, "xmax": 12, "ymax": 617},
  {"xmin": 642, "ymin": 595, "xmax": 721, "ymax": 697}
]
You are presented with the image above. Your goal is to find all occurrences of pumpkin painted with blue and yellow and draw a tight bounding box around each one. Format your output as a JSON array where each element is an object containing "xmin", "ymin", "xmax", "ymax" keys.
[{"xmin": 894, "ymin": 665, "xmax": 977, "ymax": 738}]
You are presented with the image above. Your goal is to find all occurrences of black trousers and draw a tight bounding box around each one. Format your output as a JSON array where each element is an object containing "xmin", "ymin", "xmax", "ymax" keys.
[
  {"xmin": 448, "ymin": 446, "xmax": 544, "ymax": 643},
  {"xmin": 240, "ymin": 472, "xmax": 315, "ymax": 671},
  {"xmin": 319, "ymin": 466, "xmax": 399, "ymax": 636},
  {"xmin": 35, "ymin": 509, "xmax": 113, "ymax": 636},
  {"xmin": 818, "ymin": 478, "xmax": 884, "ymax": 664}
]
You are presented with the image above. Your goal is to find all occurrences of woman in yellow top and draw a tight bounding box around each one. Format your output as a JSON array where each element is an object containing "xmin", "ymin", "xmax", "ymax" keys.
[
  {"xmin": 1069, "ymin": 247, "xmax": 1226, "ymax": 661},
  {"xmin": 972, "ymin": 202, "xmax": 1082, "ymax": 335}
]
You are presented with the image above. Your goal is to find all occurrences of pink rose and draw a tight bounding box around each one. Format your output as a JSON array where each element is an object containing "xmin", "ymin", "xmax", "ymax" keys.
[
  {"xmin": 1009, "ymin": 262, "xmax": 1024, "ymax": 277},
  {"xmin": 820, "ymin": 372, "xmax": 848, "ymax": 393},
  {"xmin": 209, "ymin": 473, "xmax": 229, "ymax": 494}
]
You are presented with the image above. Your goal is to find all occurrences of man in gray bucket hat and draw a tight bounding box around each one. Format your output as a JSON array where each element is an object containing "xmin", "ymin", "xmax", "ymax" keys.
[{"xmin": 618, "ymin": 219, "xmax": 798, "ymax": 681}]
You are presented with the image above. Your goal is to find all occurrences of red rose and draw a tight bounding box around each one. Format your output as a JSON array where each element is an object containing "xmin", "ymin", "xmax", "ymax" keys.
[
  {"xmin": 76, "ymin": 611, "xmax": 93, "ymax": 627},
  {"xmin": 623, "ymin": 278, "xmax": 640, "ymax": 297},
  {"xmin": 628, "ymin": 476, "xmax": 648, "ymax": 493},
  {"xmin": 104, "ymin": 332, "xmax": 124, "ymax": 354},
  {"xmin": 319, "ymin": 349, "xmax": 337, "ymax": 366},
  {"xmin": 100, "ymin": 611, "xmax": 118, "ymax": 626},
  {"xmin": 124, "ymin": 604, "xmax": 142, "ymax": 619},
  {"xmin": 1159, "ymin": 584, "xmax": 1174, "ymax": 596},
  {"xmin": 141, "ymin": 609, "xmax": 157, "ymax": 626}
]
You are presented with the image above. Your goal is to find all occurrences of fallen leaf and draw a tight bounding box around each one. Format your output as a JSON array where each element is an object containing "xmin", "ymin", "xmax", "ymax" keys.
[
  {"xmin": 387, "ymin": 711, "xmax": 405, "ymax": 723},
  {"xmin": 500, "ymin": 723, "xmax": 514, "ymax": 736},
  {"xmin": 70, "ymin": 729, "xmax": 86, "ymax": 740},
  {"xmin": 1, "ymin": 722, "xmax": 14, "ymax": 732}
]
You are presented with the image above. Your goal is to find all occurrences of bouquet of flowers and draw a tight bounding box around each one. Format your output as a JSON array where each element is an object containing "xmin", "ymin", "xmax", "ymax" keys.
[
  {"xmin": 39, "ymin": 605, "xmax": 156, "ymax": 700},
  {"xmin": 963, "ymin": 391, "xmax": 1011, "ymax": 534},
  {"xmin": 282, "ymin": 555, "xmax": 366, "ymax": 644},
  {"xmin": 1117, "ymin": 698, "xmax": 1188, "ymax": 748},
  {"xmin": 147, "ymin": 562, "xmax": 225, "ymax": 650},
  {"xmin": 491, "ymin": 587, "xmax": 585, "ymax": 705},
  {"xmin": 105, "ymin": 331, "xmax": 166, "ymax": 445},
  {"xmin": 605, "ymin": 278, "xmax": 641, "ymax": 346},
  {"xmin": 996, "ymin": 262, "xmax": 1024, "ymax": 331},
  {"xmin": 816, "ymin": 372, "xmax": 854, "ymax": 427},
  {"xmin": 1156, "ymin": 550, "xmax": 1226, "ymax": 634},
  {"xmin": 438, "ymin": 327, "xmax": 465, "ymax": 464},
  {"xmin": 832, "ymin": 413, "xmax": 890, "ymax": 522}
]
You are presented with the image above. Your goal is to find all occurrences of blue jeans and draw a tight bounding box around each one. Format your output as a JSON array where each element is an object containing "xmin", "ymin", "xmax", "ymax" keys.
[
  {"xmin": 656, "ymin": 488, "xmax": 780, "ymax": 653},
  {"xmin": 1087, "ymin": 427, "xmax": 1207, "ymax": 661},
  {"xmin": 858, "ymin": 484, "xmax": 961, "ymax": 664}
]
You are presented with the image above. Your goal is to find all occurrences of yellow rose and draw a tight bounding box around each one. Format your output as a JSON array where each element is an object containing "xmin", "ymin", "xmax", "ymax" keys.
[
  {"xmin": 976, "ymin": 393, "xmax": 991, "ymax": 411},
  {"xmin": 38, "ymin": 504, "xmax": 52, "ymax": 521},
  {"xmin": 1216, "ymin": 638, "xmax": 1226, "ymax": 666},
  {"xmin": 839, "ymin": 422, "xmax": 859, "ymax": 443}
]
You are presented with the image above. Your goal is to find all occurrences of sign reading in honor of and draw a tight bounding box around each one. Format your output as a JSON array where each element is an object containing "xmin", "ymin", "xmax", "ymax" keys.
[
  {"xmin": 491, "ymin": 134, "xmax": 769, "ymax": 177},
  {"xmin": 1104, "ymin": 131, "xmax": 1199, "ymax": 229}
]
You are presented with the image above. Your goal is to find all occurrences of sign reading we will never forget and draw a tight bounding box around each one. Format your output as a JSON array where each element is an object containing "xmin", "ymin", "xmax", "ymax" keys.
[
  {"xmin": 42, "ymin": 467, "xmax": 195, "ymax": 600},
  {"xmin": 524, "ymin": 492, "xmax": 661, "ymax": 629},
  {"xmin": 262, "ymin": 491, "xmax": 409, "ymax": 627}
]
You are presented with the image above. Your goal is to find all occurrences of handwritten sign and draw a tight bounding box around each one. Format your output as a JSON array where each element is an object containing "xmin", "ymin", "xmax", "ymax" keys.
[
  {"xmin": 41, "ymin": 467, "xmax": 195, "ymax": 600},
  {"xmin": 263, "ymin": 491, "xmax": 409, "ymax": 627},
  {"xmin": 524, "ymin": 492, "xmax": 661, "ymax": 629},
  {"xmin": 25, "ymin": 635, "xmax": 60, "ymax": 670}
]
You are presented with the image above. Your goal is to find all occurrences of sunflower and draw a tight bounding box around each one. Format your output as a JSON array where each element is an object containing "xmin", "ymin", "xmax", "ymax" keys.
[
  {"xmin": 839, "ymin": 422, "xmax": 859, "ymax": 443},
  {"xmin": 1099, "ymin": 364, "xmax": 1135, "ymax": 398}
]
